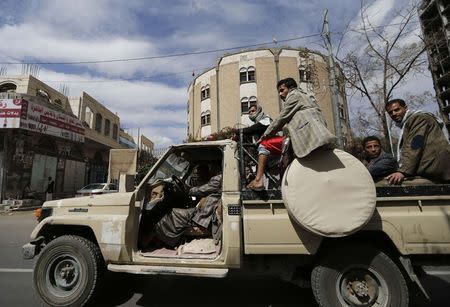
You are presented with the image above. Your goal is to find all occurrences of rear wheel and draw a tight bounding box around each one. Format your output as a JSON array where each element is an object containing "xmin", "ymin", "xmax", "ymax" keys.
[
  {"xmin": 34, "ymin": 235, "xmax": 104, "ymax": 307},
  {"xmin": 311, "ymin": 245, "xmax": 408, "ymax": 307}
]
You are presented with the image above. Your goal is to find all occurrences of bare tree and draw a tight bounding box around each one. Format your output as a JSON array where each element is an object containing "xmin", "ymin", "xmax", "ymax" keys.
[{"xmin": 336, "ymin": 1, "xmax": 427, "ymax": 150}]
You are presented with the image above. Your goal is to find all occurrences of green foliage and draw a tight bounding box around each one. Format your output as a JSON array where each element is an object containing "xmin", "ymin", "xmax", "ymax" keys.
[
  {"xmin": 136, "ymin": 150, "xmax": 158, "ymax": 182},
  {"xmin": 185, "ymin": 127, "xmax": 234, "ymax": 143}
]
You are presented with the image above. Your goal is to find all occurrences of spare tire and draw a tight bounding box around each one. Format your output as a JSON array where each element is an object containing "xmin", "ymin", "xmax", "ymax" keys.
[{"xmin": 281, "ymin": 149, "xmax": 376, "ymax": 237}]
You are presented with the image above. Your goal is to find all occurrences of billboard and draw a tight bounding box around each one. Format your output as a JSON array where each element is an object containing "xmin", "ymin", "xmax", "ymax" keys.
[
  {"xmin": 19, "ymin": 100, "xmax": 85, "ymax": 142},
  {"xmin": 0, "ymin": 98, "xmax": 23, "ymax": 128},
  {"xmin": 0, "ymin": 98, "xmax": 85, "ymax": 142}
]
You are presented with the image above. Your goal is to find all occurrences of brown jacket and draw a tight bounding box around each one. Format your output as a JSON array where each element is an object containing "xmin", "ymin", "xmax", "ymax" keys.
[
  {"xmin": 263, "ymin": 88, "xmax": 336, "ymax": 158},
  {"xmin": 398, "ymin": 112, "xmax": 450, "ymax": 182}
]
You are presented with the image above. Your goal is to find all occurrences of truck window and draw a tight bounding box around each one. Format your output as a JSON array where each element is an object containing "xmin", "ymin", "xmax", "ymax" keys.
[{"xmin": 147, "ymin": 152, "xmax": 190, "ymax": 186}]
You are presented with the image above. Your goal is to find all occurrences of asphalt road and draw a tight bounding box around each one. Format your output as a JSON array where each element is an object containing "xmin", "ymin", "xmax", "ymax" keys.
[
  {"xmin": 0, "ymin": 211, "xmax": 316, "ymax": 307},
  {"xmin": 0, "ymin": 211, "xmax": 448, "ymax": 307}
]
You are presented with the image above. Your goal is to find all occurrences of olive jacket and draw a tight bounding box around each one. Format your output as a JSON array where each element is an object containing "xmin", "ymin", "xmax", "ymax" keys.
[
  {"xmin": 397, "ymin": 111, "xmax": 450, "ymax": 182},
  {"xmin": 262, "ymin": 88, "xmax": 336, "ymax": 158}
]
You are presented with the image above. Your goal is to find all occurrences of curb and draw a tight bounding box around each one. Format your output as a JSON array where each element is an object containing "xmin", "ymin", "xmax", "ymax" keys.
[{"xmin": 13, "ymin": 206, "xmax": 42, "ymax": 212}]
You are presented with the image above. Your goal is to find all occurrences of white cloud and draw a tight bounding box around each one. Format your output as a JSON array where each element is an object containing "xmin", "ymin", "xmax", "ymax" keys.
[
  {"xmin": 16, "ymin": 69, "xmax": 189, "ymax": 146},
  {"xmin": 0, "ymin": 0, "xmax": 437, "ymax": 146}
]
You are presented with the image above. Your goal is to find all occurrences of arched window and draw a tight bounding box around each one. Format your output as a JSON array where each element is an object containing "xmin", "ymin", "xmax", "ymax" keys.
[
  {"xmin": 104, "ymin": 119, "xmax": 111, "ymax": 136},
  {"xmin": 201, "ymin": 110, "xmax": 211, "ymax": 126},
  {"xmin": 95, "ymin": 113, "xmax": 102, "ymax": 132},
  {"xmin": 0, "ymin": 82, "xmax": 17, "ymax": 93},
  {"xmin": 239, "ymin": 67, "xmax": 247, "ymax": 83},
  {"xmin": 249, "ymin": 96, "xmax": 257, "ymax": 107},
  {"xmin": 241, "ymin": 97, "xmax": 249, "ymax": 113},
  {"xmin": 112, "ymin": 124, "xmax": 118, "ymax": 140},
  {"xmin": 240, "ymin": 66, "xmax": 256, "ymax": 83},
  {"xmin": 36, "ymin": 89, "xmax": 50, "ymax": 102},
  {"xmin": 247, "ymin": 66, "xmax": 255, "ymax": 82},
  {"xmin": 84, "ymin": 106, "xmax": 94, "ymax": 128},
  {"xmin": 201, "ymin": 85, "xmax": 210, "ymax": 100}
]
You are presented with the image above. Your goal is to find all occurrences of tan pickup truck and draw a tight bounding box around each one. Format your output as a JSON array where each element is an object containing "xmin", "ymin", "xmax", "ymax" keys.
[{"xmin": 23, "ymin": 140, "xmax": 450, "ymax": 307}]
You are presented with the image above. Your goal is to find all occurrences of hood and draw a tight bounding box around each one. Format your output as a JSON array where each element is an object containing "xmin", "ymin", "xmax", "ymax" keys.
[{"xmin": 43, "ymin": 192, "xmax": 135, "ymax": 208}]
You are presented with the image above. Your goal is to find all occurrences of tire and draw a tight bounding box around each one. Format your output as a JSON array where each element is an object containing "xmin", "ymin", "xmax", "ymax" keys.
[
  {"xmin": 311, "ymin": 245, "xmax": 408, "ymax": 307},
  {"xmin": 33, "ymin": 235, "xmax": 104, "ymax": 307}
]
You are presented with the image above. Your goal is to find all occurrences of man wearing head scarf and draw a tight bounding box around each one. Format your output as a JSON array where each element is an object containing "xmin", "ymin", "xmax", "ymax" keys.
[
  {"xmin": 239, "ymin": 104, "xmax": 272, "ymax": 139},
  {"xmin": 385, "ymin": 98, "xmax": 450, "ymax": 185}
]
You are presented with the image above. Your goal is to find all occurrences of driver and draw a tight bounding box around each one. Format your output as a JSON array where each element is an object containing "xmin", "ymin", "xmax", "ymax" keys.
[{"xmin": 152, "ymin": 161, "xmax": 223, "ymax": 248}]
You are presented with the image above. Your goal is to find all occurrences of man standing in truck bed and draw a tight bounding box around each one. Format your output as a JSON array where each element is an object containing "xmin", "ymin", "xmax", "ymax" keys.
[
  {"xmin": 385, "ymin": 98, "xmax": 450, "ymax": 185},
  {"xmin": 247, "ymin": 77, "xmax": 336, "ymax": 190}
]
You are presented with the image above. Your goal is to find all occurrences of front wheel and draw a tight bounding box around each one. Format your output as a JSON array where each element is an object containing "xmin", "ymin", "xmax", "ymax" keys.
[
  {"xmin": 34, "ymin": 235, "xmax": 104, "ymax": 307},
  {"xmin": 311, "ymin": 245, "xmax": 408, "ymax": 307}
]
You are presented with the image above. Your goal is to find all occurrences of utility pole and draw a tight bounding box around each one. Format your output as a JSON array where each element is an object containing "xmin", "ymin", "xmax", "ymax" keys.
[
  {"xmin": 322, "ymin": 9, "xmax": 344, "ymax": 149},
  {"xmin": 137, "ymin": 127, "xmax": 140, "ymax": 151}
]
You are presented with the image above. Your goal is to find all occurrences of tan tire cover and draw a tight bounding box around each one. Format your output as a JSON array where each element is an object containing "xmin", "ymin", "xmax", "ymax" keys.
[{"xmin": 281, "ymin": 149, "xmax": 376, "ymax": 237}]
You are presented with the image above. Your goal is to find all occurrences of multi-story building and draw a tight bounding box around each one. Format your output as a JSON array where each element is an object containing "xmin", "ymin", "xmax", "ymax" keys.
[
  {"xmin": 0, "ymin": 75, "xmax": 86, "ymax": 200},
  {"xmin": 187, "ymin": 47, "xmax": 351, "ymax": 142},
  {"xmin": 0, "ymin": 74, "xmax": 153, "ymax": 200},
  {"xmin": 69, "ymin": 92, "xmax": 122, "ymax": 183},
  {"xmin": 419, "ymin": 0, "xmax": 450, "ymax": 130}
]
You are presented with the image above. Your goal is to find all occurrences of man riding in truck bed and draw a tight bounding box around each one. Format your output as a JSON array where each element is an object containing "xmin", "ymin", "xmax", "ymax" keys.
[
  {"xmin": 385, "ymin": 98, "xmax": 450, "ymax": 185},
  {"xmin": 247, "ymin": 77, "xmax": 336, "ymax": 190}
]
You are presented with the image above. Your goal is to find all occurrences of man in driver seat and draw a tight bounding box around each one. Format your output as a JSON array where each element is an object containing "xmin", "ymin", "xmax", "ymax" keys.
[{"xmin": 151, "ymin": 161, "xmax": 223, "ymax": 248}]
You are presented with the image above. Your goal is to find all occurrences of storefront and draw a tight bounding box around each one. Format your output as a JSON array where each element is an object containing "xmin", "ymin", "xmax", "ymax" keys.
[{"xmin": 0, "ymin": 98, "xmax": 85, "ymax": 201}]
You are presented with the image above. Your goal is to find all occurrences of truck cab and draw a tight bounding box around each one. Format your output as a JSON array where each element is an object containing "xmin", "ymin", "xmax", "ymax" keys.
[{"xmin": 24, "ymin": 140, "xmax": 450, "ymax": 307}]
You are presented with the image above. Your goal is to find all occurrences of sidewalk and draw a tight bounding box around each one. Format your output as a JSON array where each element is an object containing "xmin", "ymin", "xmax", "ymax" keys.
[{"xmin": 0, "ymin": 199, "xmax": 42, "ymax": 214}]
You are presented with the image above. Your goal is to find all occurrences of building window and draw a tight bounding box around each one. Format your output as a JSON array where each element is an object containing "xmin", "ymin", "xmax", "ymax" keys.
[
  {"xmin": 84, "ymin": 106, "xmax": 94, "ymax": 128},
  {"xmin": 201, "ymin": 85, "xmax": 210, "ymax": 100},
  {"xmin": 241, "ymin": 96, "xmax": 257, "ymax": 113},
  {"xmin": 112, "ymin": 124, "xmax": 118, "ymax": 140},
  {"xmin": 299, "ymin": 66, "xmax": 312, "ymax": 82},
  {"xmin": 104, "ymin": 119, "xmax": 111, "ymax": 136},
  {"xmin": 240, "ymin": 66, "xmax": 256, "ymax": 83},
  {"xmin": 95, "ymin": 113, "xmax": 102, "ymax": 133},
  {"xmin": 241, "ymin": 97, "xmax": 249, "ymax": 113},
  {"xmin": 0, "ymin": 82, "xmax": 17, "ymax": 93},
  {"xmin": 201, "ymin": 111, "xmax": 211, "ymax": 126}
]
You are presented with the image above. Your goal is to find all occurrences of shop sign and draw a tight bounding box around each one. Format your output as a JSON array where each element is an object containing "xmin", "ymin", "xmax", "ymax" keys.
[
  {"xmin": 0, "ymin": 99, "xmax": 22, "ymax": 128},
  {"xmin": 20, "ymin": 100, "xmax": 85, "ymax": 142}
]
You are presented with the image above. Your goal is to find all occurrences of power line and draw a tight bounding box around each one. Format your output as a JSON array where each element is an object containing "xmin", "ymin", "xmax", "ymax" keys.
[
  {"xmin": 2, "ymin": 67, "xmax": 211, "ymax": 84},
  {"xmin": 0, "ymin": 33, "xmax": 321, "ymax": 65}
]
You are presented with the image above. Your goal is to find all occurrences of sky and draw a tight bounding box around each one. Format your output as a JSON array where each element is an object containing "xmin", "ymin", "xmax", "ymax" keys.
[{"xmin": 0, "ymin": 0, "xmax": 433, "ymax": 148}]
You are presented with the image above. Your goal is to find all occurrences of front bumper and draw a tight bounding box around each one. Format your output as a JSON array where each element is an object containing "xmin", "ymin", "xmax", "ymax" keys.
[{"xmin": 22, "ymin": 236, "xmax": 45, "ymax": 260}]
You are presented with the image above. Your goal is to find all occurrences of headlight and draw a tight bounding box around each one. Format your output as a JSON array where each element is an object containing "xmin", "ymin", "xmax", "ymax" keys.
[{"xmin": 34, "ymin": 207, "xmax": 53, "ymax": 222}]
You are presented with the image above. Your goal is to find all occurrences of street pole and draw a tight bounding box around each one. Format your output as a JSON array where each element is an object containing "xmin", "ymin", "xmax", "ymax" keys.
[{"xmin": 322, "ymin": 9, "xmax": 344, "ymax": 149}]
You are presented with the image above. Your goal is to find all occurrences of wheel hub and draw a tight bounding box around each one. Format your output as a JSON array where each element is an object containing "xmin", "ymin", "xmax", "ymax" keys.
[
  {"xmin": 340, "ymin": 269, "xmax": 381, "ymax": 306},
  {"xmin": 349, "ymin": 280, "xmax": 369, "ymax": 297},
  {"xmin": 50, "ymin": 256, "xmax": 80, "ymax": 291}
]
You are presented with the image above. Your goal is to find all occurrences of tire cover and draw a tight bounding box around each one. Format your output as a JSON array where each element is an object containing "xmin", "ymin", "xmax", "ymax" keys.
[{"xmin": 281, "ymin": 149, "xmax": 376, "ymax": 237}]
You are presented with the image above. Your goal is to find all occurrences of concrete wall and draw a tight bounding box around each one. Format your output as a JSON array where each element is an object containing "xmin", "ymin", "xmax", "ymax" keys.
[
  {"xmin": 71, "ymin": 92, "xmax": 121, "ymax": 149},
  {"xmin": 0, "ymin": 75, "xmax": 73, "ymax": 114}
]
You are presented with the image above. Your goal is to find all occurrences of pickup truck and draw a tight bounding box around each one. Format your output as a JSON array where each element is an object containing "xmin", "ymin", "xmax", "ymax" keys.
[{"xmin": 23, "ymin": 140, "xmax": 450, "ymax": 307}]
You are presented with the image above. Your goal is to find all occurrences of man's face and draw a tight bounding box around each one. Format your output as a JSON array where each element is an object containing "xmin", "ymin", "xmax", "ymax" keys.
[
  {"xmin": 278, "ymin": 84, "xmax": 289, "ymax": 101},
  {"xmin": 248, "ymin": 106, "xmax": 257, "ymax": 115},
  {"xmin": 386, "ymin": 102, "xmax": 407, "ymax": 123},
  {"xmin": 364, "ymin": 140, "xmax": 381, "ymax": 159}
]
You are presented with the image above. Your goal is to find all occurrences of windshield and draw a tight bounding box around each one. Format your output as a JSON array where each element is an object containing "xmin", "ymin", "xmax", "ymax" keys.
[
  {"xmin": 81, "ymin": 183, "xmax": 106, "ymax": 190},
  {"xmin": 147, "ymin": 151, "xmax": 190, "ymax": 185}
]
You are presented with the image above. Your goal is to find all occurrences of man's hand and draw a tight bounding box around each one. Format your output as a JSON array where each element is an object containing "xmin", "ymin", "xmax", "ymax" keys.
[
  {"xmin": 386, "ymin": 172, "xmax": 405, "ymax": 185},
  {"xmin": 256, "ymin": 135, "xmax": 267, "ymax": 145}
]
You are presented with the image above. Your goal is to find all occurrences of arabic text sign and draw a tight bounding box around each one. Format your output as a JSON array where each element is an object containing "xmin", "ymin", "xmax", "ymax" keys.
[
  {"xmin": 0, "ymin": 99, "xmax": 23, "ymax": 128},
  {"xmin": 20, "ymin": 100, "xmax": 85, "ymax": 142}
]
